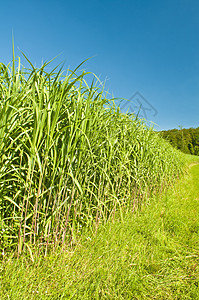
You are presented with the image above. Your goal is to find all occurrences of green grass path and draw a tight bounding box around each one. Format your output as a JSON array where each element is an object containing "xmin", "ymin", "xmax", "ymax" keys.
[{"xmin": 1, "ymin": 164, "xmax": 199, "ymax": 299}]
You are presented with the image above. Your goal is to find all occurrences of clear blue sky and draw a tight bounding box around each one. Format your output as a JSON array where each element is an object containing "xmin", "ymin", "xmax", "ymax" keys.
[{"xmin": 1, "ymin": 0, "xmax": 199, "ymax": 130}]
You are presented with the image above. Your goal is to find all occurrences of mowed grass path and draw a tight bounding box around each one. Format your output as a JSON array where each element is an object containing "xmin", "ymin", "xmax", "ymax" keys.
[{"xmin": 1, "ymin": 163, "xmax": 199, "ymax": 299}]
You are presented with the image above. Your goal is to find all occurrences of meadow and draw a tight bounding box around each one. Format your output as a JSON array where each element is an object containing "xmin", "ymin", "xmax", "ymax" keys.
[
  {"xmin": 1, "ymin": 162, "xmax": 199, "ymax": 299},
  {"xmin": 0, "ymin": 52, "xmax": 199, "ymax": 299}
]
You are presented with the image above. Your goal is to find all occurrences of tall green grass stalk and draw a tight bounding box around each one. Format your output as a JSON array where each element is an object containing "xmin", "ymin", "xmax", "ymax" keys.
[{"xmin": 0, "ymin": 53, "xmax": 186, "ymax": 255}]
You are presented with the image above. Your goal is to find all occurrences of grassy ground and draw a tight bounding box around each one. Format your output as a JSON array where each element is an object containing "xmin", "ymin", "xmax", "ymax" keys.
[{"xmin": 0, "ymin": 159, "xmax": 199, "ymax": 299}]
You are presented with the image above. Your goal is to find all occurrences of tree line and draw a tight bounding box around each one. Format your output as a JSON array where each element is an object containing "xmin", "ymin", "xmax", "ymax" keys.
[{"xmin": 159, "ymin": 127, "xmax": 199, "ymax": 156}]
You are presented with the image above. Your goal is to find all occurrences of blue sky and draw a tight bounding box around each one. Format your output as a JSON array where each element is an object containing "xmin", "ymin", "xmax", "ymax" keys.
[{"xmin": 1, "ymin": 0, "xmax": 199, "ymax": 130}]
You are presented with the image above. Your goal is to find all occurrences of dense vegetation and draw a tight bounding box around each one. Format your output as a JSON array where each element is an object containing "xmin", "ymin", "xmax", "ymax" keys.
[
  {"xmin": 1, "ymin": 50, "xmax": 199, "ymax": 299},
  {"xmin": 1, "ymin": 160, "xmax": 199, "ymax": 299},
  {"xmin": 160, "ymin": 127, "xmax": 199, "ymax": 156},
  {"xmin": 0, "ymin": 52, "xmax": 186, "ymax": 258}
]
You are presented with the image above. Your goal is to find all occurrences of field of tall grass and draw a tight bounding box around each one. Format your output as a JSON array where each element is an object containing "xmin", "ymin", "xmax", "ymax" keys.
[{"xmin": 0, "ymin": 51, "xmax": 186, "ymax": 257}]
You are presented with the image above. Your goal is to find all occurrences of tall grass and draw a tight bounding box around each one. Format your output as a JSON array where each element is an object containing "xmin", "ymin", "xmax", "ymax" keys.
[{"xmin": 0, "ymin": 53, "xmax": 185, "ymax": 255}]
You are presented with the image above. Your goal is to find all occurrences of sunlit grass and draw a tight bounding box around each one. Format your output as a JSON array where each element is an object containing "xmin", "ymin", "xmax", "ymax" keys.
[
  {"xmin": 0, "ymin": 52, "xmax": 187, "ymax": 256},
  {"xmin": 1, "ymin": 161, "xmax": 199, "ymax": 299}
]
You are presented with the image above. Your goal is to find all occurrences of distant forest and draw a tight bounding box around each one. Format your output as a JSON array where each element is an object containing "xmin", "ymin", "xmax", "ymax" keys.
[{"xmin": 160, "ymin": 127, "xmax": 199, "ymax": 156}]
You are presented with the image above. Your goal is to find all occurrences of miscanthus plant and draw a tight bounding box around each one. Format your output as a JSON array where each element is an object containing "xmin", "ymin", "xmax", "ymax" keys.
[{"xmin": 0, "ymin": 52, "xmax": 185, "ymax": 256}]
